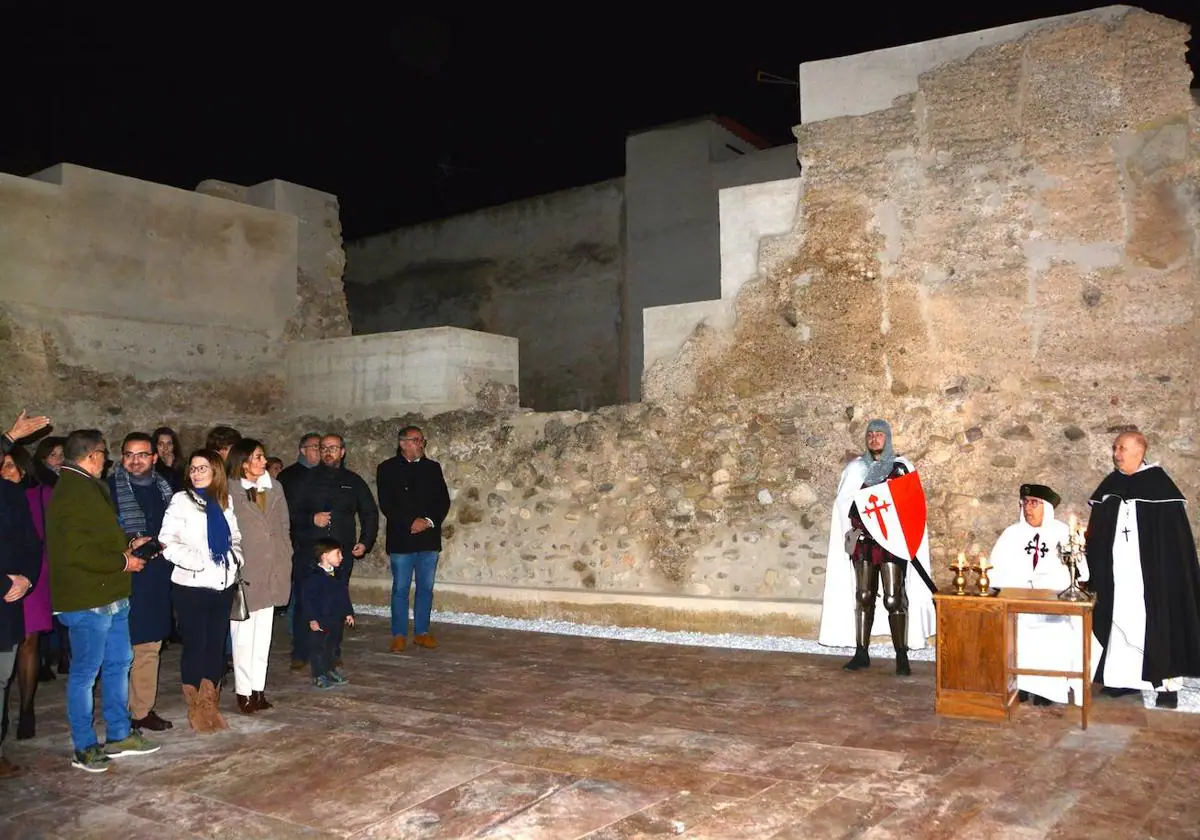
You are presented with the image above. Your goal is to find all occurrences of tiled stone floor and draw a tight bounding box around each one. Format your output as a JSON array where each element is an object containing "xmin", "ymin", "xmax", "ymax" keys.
[{"xmin": 2, "ymin": 616, "xmax": 1199, "ymax": 839}]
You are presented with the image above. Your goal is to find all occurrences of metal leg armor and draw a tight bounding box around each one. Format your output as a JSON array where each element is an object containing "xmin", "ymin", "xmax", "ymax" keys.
[
  {"xmin": 853, "ymin": 559, "xmax": 880, "ymax": 648},
  {"xmin": 844, "ymin": 559, "xmax": 879, "ymax": 671},
  {"xmin": 880, "ymin": 560, "xmax": 911, "ymax": 675}
]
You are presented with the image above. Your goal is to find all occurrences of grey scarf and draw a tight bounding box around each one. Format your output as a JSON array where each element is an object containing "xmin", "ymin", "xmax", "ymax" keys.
[{"xmin": 861, "ymin": 418, "xmax": 897, "ymax": 486}]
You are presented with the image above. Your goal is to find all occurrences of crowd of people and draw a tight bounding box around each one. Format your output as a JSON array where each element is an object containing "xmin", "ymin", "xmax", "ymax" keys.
[
  {"xmin": 0, "ymin": 416, "xmax": 451, "ymax": 776},
  {"xmin": 14, "ymin": 406, "xmax": 1189, "ymax": 779}
]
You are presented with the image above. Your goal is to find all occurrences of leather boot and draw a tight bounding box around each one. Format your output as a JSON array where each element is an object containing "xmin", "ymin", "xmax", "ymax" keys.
[
  {"xmin": 16, "ymin": 707, "xmax": 34, "ymax": 740},
  {"xmin": 251, "ymin": 690, "xmax": 273, "ymax": 711},
  {"xmin": 843, "ymin": 645, "xmax": 870, "ymax": 671},
  {"xmin": 889, "ymin": 613, "xmax": 911, "ymax": 676},
  {"xmin": 236, "ymin": 694, "xmax": 257, "ymax": 714},
  {"xmin": 199, "ymin": 679, "xmax": 228, "ymax": 732},
  {"xmin": 183, "ymin": 684, "xmax": 211, "ymax": 733}
]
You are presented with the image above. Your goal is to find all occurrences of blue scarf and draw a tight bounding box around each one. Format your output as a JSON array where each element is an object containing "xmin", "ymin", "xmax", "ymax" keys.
[
  {"xmin": 111, "ymin": 464, "xmax": 173, "ymax": 536},
  {"xmin": 197, "ymin": 488, "xmax": 233, "ymax": 567}
]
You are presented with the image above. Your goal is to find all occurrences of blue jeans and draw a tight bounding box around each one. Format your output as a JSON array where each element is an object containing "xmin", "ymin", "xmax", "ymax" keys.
[
  {"xmin": 390, "ymin": 551, "xmax": 439, "ymax": 637},
  {"xmin": 57, "ymin": 601, "xmax": 133, "ymax": 751}
]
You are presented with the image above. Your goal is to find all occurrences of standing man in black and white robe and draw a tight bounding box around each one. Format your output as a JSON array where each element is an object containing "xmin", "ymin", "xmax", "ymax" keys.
[{"xmin": 1086, "ymin": 430, "xmax": 1200, "ymax": 709}]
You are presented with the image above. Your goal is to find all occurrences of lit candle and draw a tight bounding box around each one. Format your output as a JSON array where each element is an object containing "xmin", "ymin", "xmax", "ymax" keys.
[
  {"xmin": 956, "ymin": 551, "xmax": 967, "ymax": 570},
  {"xmin": 978, "ymin": 553, "xmax": 990, "ymax": 570}
]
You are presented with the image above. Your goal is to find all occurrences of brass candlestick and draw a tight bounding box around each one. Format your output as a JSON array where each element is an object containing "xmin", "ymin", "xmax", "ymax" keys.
[
  {"xmin": 1057, "ymin": 538, "xmax": 1092, "ymax": 602},
  {"xmin": 950, "ymin": 564, "xmax": 968, "ymax": 595},
  {"xmin": 950, "ymin": 553, "xmax": 970, "ymax": 595},
  {"xmin": 974, "ymin": 563, "xmax": 992, "ymax": 596}
]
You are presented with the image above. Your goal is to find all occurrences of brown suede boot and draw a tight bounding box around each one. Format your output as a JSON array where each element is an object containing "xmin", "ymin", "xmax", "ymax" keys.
[
  {"xmin": 183, "ymin": 684, "xmax": 212, "ymax": 734},
  {"xmin": 199, "ymin": 679, "xmax": 229, "ymax": 732}
]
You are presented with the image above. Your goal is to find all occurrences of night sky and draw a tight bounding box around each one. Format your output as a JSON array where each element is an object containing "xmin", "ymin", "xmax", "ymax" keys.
[{"xmin": 3, "ymin": 3, "xmax": 1197, "ymax": 241}]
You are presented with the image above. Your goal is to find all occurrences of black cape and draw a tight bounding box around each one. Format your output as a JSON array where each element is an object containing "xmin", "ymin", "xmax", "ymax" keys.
[{"xmin": 1087, "ymin": 466, "xmax": 1200, "ymax": 686}]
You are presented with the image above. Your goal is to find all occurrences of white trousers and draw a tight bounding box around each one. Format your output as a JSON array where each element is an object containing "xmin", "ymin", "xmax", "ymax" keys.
[{"xmin": 230, "ymin": 606, "xmax": 274, "ymax": 696}]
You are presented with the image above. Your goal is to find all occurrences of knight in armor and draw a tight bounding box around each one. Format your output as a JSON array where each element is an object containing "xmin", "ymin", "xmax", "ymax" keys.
[{"xmin": 817, "ymin": 419, "xmax": 936, "ymax": 675}]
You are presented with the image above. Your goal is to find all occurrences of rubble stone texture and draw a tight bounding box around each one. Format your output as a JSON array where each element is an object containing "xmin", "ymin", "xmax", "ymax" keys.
[{"xmin": 0, "ymin": 8, "xmax": 1195, "ymax": 635}]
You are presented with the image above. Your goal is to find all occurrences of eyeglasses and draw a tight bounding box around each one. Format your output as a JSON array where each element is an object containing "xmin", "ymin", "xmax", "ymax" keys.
[
  {"xmin": 188, "ymin": 465, "xmax": 212, "ymax": 474},
  {"xmin": 301, "ymin": 443, "xmax": 320, "ymax": 451},
  {"xmin": 123, "ymin": 451, "xmax": 154, "ymax": 459},
  {"xmin": 320, "ymin": 446, "xmax": 343, "ymax": 453}
]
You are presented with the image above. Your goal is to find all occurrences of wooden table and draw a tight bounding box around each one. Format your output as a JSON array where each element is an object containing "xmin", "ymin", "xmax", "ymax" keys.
[{"xmin": 933, "ymin": 588, "xmax": 1095, "ymax": 729}]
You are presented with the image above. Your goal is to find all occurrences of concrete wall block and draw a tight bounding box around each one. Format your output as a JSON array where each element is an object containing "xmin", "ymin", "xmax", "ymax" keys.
[{"xmin": 284, "ymin": 327, "xmax": 518, "ymax": 421}]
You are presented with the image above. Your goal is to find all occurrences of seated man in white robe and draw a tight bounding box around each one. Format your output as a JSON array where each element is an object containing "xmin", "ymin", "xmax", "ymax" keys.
[{"xmin": 989, "ymin": 483, "xmax": 1097, "ymax": 706}]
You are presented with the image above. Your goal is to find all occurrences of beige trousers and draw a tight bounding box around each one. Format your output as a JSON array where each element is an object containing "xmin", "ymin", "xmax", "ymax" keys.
[{"xmin": 129, "ymin": 640, "xmax": 162, "ymax": 719}]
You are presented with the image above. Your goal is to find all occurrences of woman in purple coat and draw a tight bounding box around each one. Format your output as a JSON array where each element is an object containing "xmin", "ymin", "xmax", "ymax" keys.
[{"xmin": 0, "ymin": 440, "xmax": 60, "ymax": 739}]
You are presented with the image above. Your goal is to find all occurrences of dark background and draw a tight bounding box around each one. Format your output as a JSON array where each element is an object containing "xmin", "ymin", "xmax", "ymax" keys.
[{"xmin": 3, "ymin": 3, "xmax": 1196, "ymax": 240}]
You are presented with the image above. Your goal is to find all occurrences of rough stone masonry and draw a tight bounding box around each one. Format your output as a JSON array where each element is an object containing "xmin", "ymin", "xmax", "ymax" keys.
[{"xmin": 0, "ymin": 8, "xmax": 1195, "ymax": 637}]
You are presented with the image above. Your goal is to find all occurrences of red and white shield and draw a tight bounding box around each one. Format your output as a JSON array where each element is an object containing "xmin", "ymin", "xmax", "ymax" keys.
[{"xmin": 852, "ymin": 471, "xmax": 928, "ymax": 560}]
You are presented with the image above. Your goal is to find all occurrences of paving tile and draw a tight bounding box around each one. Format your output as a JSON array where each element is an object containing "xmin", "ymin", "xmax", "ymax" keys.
[{"xmin": 3, "ymin": 616, "xmax": 1197, "ymax": 839}]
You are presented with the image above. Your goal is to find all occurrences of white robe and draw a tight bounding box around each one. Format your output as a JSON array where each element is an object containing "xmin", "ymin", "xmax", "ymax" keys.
[
  {"xmin": 817, "ymin": 456, "xmax": 936, "ymax": 650},
  {"xmin": 1095, "ymin": 464, "xmax": 1183, "ymax": 692},
  {"xmin": 989, "ymin": 505, "xmax": 1098, "ymax": 705}
]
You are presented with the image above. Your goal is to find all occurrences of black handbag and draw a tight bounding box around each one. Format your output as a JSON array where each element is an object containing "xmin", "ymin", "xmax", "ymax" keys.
[{"xmin": 230, "ymin": 552, "xmax": 250, "ymax": 621}]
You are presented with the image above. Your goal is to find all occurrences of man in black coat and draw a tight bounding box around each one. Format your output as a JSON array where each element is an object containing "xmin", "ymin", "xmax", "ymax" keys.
[
  {"xmin": 287, "ymin": 433, "xmax": 378, "ymax": 669},
  {"xmin": 1086, "ymin": 430, "xmax": 1200, "ymax": 709},
  {"xmin": 376, "ymin": 425, "xmax": 450, "ymax": 653},
  {"xmin": 0, "ymin": 476, "xmax": 45, "ymax": 777}
]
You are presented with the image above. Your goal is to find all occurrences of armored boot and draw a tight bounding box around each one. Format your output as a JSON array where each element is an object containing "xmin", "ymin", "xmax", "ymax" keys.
[
  {"xmin": 844, "ymin": 603, "xmax": 874, "ymax": 671},
  {"xmin": 845, "ymin": 559, "xmax": 879, "ymax": 671},
  {"xmin": 879, "ymin": 560, "xmax": 911, "ymax": 676},
  {"xmin": 889, "ymin": 612, "xmax": 911, "ymax": 675}
]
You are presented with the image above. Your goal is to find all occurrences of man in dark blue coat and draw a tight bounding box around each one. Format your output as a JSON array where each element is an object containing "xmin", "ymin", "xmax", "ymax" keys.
[
  {"xmin": 0, "ymin": 473, "xmax": 44, "ymax": 777},
  {"xmin": 108, "ymin": 433, "xmax": 175, "ymax": 731},
  {"xmin": 376, "ymin": 425, "xmax": 450, "ymax": 653}
]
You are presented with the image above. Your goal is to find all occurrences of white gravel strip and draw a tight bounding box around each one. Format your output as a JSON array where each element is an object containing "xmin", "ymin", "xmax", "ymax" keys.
[{"xmin": 355, "ymin": 603, "xmax": 1200, "ymax": 713}]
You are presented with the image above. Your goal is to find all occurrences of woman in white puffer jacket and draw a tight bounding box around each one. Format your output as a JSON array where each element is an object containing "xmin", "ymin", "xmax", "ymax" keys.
[{"xmin": 159, "ymin": 448, "xmax": 243, "ymax": 733}]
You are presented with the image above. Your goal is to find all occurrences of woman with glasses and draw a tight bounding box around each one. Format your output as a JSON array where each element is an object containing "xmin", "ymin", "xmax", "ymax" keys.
[{"xmin": 158, "ymin": 450, "xmax": 242, "ymax": 733}]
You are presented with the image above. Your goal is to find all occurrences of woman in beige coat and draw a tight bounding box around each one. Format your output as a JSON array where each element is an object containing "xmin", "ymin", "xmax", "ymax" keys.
[{"xmin": 225, "ymin": 439, "xmax": 292, "ymax": 713}]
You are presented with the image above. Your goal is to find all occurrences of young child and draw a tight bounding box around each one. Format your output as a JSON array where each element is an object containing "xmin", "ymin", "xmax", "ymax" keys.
[{"xmin": 298, "ymin": 538, "xmax": 355, "ymax": 689}]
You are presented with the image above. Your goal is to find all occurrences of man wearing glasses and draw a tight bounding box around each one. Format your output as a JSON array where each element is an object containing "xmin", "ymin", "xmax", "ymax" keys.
[
  {"xmin": 376, "ymin": 426, "xmax": 451, "ymax": 652},
  {"xmin": 288, "ymin": 434, "xmax": 378, "ymax": 670},
  {"xmin": 46, "ymin": 430, "xmax": 160, "ymax": 772},
  {"xmin": 108, "ymin": 433, "xmax": 176, "ymax": 731}
]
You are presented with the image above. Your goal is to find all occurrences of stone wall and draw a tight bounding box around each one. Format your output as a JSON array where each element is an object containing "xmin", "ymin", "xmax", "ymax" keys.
[
  {"xmin": 643, "ymin": 7, "xmax": 1200, "ymax": 583},
  {"xmin": 1, "ymin": 7, "xmax": 1194, "ymax": 641},
  {"xmin": 195, "ymin": 178, "xmax": 352, "ymax": 342},
  {"xmin": 344, "ymin": 181, "xmax": 625, "ymax": 412},
  {"xmin": 348, "ymin": 7, "xmax": 1198, "ymax": 634},
  {"xmin": 0, "ymin": 167, "xmax": 349, "ymax": 436}
]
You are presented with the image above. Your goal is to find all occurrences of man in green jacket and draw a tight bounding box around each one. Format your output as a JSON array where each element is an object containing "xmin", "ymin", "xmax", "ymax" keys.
[{"xmin": 47, "ymin": 429, "xmax": 160, "ymax": 773}]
